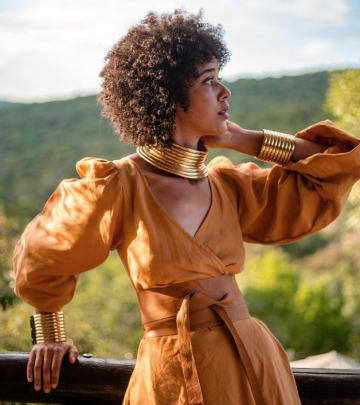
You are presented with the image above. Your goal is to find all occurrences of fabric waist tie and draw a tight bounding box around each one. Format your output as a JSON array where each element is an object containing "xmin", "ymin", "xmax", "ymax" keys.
[{"xmin": 136, "ymin": 274, "xmax": 266, "ymax": 405}]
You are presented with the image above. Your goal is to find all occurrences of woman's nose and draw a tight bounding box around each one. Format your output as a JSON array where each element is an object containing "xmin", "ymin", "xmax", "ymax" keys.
[{"xmin": 220, "ymin": 84, "xmax": 231, "ymax": 100}]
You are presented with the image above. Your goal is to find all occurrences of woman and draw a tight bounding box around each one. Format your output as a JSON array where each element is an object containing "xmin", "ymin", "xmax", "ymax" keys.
[{"xmin": 13, "ymin": 9, "xmax": 360, "ymax": 405}]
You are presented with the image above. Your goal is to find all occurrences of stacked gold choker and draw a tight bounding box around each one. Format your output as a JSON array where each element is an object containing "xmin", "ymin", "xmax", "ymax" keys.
[{"xmin": 136, "ymin": 141, "xmax": 209, "ymax": 179}]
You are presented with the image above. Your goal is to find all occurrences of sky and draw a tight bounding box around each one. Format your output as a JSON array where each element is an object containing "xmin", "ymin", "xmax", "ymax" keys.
[{"xmin": 0, "ymin": 0, "xmax": 359, "ymax": 102}]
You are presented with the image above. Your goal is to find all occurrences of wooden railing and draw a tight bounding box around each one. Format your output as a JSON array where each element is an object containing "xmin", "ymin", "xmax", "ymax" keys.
[{"xmin": 1, "ymin": 352, "xmax": 360, "ymax": 404}]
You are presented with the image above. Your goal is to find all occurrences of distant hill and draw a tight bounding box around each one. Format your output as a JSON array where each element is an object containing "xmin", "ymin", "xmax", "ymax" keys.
[
  {"xmin": 227, "ymin": 70, "xmax": 333, "ymax": 132},
  {"xmin": 0, "ymin": 101, "xmax": 19, "ymax": 110},
  {"xmin": 0, "ymin": 70, "xmax": 335, "ymax": 228}
]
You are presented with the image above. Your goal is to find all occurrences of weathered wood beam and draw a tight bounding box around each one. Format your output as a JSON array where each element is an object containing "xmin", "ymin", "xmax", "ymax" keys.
[
  {"xmin": 295, "ymin": 368, "xmax": 360, "ymax": 405},
  {"xmin": 1, "ymin": 351, "xmax": 360, "ymax": 404},
  {"xmin": 0, "ymin": 351, "xmax": 134, "ymax": 404}
]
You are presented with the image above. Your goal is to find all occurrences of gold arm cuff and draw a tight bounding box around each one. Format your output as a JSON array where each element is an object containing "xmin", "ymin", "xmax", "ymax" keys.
[
  {"xmin": 256, "ymin": 130, "xmax": 295, "ymax": 166},
  {"xmin": 30, "ymin": 312, "xmax": 67, "ymax": 344}
]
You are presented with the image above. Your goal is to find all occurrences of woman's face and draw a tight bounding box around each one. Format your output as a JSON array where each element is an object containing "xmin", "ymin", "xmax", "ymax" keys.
[{"xmin": 175, "ymin": 59, "xmax": 231, "ymax": 139}]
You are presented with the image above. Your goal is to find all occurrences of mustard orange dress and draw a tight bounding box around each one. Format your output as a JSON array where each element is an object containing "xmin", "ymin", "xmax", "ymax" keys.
[{"xmin": 14, "ymin": 120, "xmax": 360, "ymax": 404}]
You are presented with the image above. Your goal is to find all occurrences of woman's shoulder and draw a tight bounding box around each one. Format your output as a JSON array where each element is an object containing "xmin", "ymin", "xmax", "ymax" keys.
[
  {"xmin": 75, "ymin": 156, "xmax": 139, "ymax": 180},
  {"xmin": 207, "ymin": 155, "xmax": 262, "ymax": 177},
  {"xmin": 207, "ymin": 155, "xmax": 234, "ymax": 171}
]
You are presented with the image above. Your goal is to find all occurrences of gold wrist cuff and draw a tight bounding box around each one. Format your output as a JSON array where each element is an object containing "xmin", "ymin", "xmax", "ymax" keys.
[
  {"xmin": 30, "ymin": 311, "xmax": 67, "ymax": 344},
  {"xmin": 256, "ymin": 129, "xmax": 296, "ymax": 166}
]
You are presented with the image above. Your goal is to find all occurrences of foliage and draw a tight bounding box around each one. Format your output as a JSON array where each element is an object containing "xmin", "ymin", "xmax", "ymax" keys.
[
  {"xmin": 346, "ymin": 184, "xmax": 360, "ymax": 230},
  {"xmin": 292, "ymin": 277, "xmax": 351, "ymax": 357},
  {"xmin": 239, "ymin": 248, "xmax": 353, "ymax": 360},
  {"xmin": 0, "ymin": 207, "xmax": 18, "ymax": 309},
  {"xmin": 333, "ymin": 245, "xmax": 360, "ymax": 362},
  {"xmin": 228, "ymin": 70, "xmax": 333, "ymax": 134},
  {"xmin": 238, "ymin": 249, "xmax": 299, "ymax": 349},
  {"xmin": 0, "ymin": 96, "xmax": 135, "ymax": 231},
  {"xmin": 279, "ymin": 231, "xmax": 332, "ymax": 258},
  {"xmin": 324, "ymin": 68, "xmax": 360, "ymax": 231},
  {"xmin": 325, "ymin": 69, "xmax": 360, "ymax": 136}
]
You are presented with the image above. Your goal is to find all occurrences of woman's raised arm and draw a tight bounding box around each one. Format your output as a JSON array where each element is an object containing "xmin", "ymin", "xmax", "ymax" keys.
[
  {"xmin": 201, "ymin": 120, "xmax": 330, "ymax": 160},
  {"xmin": 206, "ymin": 119, "xmax": 360, "ymax": 245}
]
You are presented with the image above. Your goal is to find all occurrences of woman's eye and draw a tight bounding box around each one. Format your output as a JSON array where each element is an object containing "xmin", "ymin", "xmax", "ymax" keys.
[{"xmin": 204, "ymin": 77, "xmax": 223, "ymax": 84}]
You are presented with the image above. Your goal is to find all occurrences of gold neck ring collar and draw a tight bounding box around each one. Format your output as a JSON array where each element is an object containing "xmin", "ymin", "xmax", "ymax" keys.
[{"xmin": 136, "ymin": 141, "xmax": 209, "ymax": 180}]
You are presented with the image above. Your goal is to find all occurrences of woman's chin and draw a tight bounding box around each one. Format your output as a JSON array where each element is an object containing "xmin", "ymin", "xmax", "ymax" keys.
[
  {"xmin": 208, "ymin": 125, "xmax": 227, "ymax": 136},
  {"xmin": 215, "ymin": 126, "xmax": 228, "ymax": 136},
  {"xmin": 199, "ymin": 124, "xmax": 227, "ymax": 139}
]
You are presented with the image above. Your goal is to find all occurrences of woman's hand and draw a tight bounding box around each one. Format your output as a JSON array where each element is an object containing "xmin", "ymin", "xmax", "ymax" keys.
[
  {"xmin": 200, "ymin": 120, "xmax": 264, "ymax": 157},
  {"xmin": 199, "ymin": 120, "xmax": 244, "ymax": 150},
  {"xmin": 27, "ymin": 341, "xmax": 79, "ymax": 394}
]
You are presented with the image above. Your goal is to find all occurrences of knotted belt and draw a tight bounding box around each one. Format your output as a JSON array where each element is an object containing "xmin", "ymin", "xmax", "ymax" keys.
[{"xmin": 136, "ymin": 274, "xmax": 266, "ymax": 405}]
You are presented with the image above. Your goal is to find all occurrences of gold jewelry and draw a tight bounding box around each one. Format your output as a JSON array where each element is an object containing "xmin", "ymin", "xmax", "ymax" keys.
[
  {"xmin": 256, "ymin": 129, "xmax": 296, "ymax": 166},
  {"xmin": 137, "ymin": 141, "xmax": 209, "ymax": 179},
  {"xmin": 30, "ymin": 312, "xmax": 67, "ymax": 344}
]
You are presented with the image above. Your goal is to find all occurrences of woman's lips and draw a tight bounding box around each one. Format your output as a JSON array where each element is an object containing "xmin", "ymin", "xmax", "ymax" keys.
[
  {"xmin": 218, "ymin": 106, "xmax": 229, "ymax": 119},
  {"xmin": 218, "ymin": 111, "xmax": 229, "ymax": 119}
]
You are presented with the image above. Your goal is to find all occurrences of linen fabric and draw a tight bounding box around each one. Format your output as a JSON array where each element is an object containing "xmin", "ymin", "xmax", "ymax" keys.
[{"xmin": 13, "ymin": 120, "xmax": 360, "ymax": 404}]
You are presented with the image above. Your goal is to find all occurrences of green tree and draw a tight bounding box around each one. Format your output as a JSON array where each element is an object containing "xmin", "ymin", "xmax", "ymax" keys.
[
  {"xmin": 239, "ymin": 248, "xmax": 351, "ymax": 359},
  {"xmin": 292, "ymin": 277, "xmax": 351, "ymax": 358},
  {"xmin": 325, "ymin": 69, "xmax": 360, "ymax": 136},
  {"xmin": 0, "ymin": 208, "xmax": 18, "ymax": 309},
  {"xmin": 325, "ymin": 69, "xmax": 360, "ymax": 230},
  {"xmin": 239, "ymin": 249, "xmax": 300, "ymax": 349}
]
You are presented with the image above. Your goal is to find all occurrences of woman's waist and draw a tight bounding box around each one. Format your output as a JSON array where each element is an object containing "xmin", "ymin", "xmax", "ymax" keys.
[{"xmin": 136, "ymin": 274, "xmax": 250, "ymax": 338}]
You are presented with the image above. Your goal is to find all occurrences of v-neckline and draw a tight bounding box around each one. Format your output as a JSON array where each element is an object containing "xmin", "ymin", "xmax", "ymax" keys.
[{"xmin": 126, "ymin": 158, "xmax": 215, "ymax": 241}]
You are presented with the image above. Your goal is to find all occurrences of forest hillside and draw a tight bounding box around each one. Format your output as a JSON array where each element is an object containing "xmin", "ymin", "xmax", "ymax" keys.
[{"xmin": 0, "ymin": 70, "xmax": 333, "ymax": 229}]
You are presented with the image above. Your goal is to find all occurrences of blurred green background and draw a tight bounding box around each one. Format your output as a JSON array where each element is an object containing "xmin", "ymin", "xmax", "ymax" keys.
[{"xmin": 1, "ymin": 69, "xmax": 360, "ymax": 370}]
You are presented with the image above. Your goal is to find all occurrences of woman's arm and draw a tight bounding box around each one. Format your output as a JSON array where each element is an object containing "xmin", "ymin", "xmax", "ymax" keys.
[
  {"xmin": 200, "ymin": 120, "xmax": 329, "ymax": 162},
  {"xmin": 230, "ymin": 126, "xmax": 329, "ymax": 162},
  {"xmin": 205, "ymin": 119, "xmax": 360, "ymax": 245}
]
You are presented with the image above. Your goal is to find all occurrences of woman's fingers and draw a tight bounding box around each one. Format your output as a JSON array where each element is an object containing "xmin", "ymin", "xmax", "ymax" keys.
[
  {"xmin": 27, "ymin": 343, "xmax": 79, "ymax": 393},
  {"xmin": 68, "ymin": 345, "xmax": 79, "ymax": 364},
  {"xmin": 42, "ymin": 349, "xmax": 52, "ymax": 393},
  {"xmin": 27, "ymin": 349, "xmax": 36, "ymax": 383},
  {"xmin": 51, "ymin": 346, "xmax": 63, "ymax": 389},
  {"xmin": 33, "ymin": 349, "xmax": 44, "ymax": 391}
]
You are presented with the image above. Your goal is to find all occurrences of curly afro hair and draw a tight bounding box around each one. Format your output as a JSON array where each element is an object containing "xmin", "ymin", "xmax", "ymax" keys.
[{"xmin": 98, "ymin": 8, "xmax": 231, "ymax": 150}]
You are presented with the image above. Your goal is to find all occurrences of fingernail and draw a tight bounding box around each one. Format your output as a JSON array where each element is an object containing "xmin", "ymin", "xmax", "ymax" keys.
[
  {"xmin": 35, "ymin": 385, "xmax": 41, "ymax": 391},
  {"xmin": 44, "ymin": 388, "xmax": 50, "ymax": 394},
  {"xmin": 52, "ymin": 383, "xmax": 57, "ymax": 389},
  {"xmin": 28, "ymin": 377, "xmax": 32, "ymax": 382}
]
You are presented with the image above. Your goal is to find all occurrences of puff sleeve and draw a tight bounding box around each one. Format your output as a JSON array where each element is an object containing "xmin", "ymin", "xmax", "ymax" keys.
[
  {"xmin": 13, "ymin": 157, "xmax": 124, "ymax": 312},
  {"xmin": 208, "ymin": 120, "xmax": 360, "ymax": 245}
]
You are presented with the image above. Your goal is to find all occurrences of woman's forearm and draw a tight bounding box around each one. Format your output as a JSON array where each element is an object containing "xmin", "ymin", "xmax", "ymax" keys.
[{"xmin": 233, "ymin": 129, "xmax": 328, "ymax": 163}]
